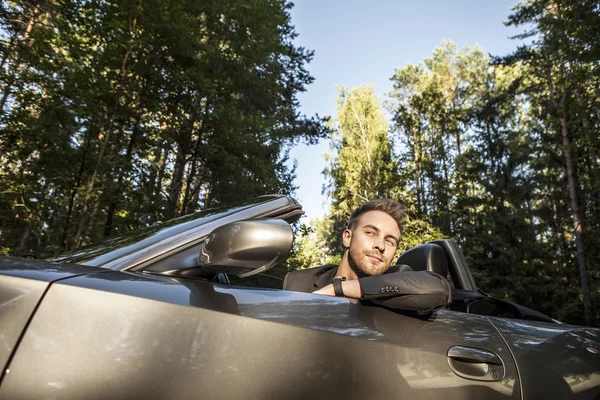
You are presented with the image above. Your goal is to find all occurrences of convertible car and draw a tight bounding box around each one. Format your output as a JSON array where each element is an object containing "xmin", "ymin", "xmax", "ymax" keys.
[{"xmin": 1, "ymin": 195, "xmax": 599, "ymax": 399}]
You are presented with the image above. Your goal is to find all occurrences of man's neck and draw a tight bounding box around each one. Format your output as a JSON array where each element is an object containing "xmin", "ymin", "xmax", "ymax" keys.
[{"xmin": 335, "ymin": 251, "xmax": 360, "ymax": 280}]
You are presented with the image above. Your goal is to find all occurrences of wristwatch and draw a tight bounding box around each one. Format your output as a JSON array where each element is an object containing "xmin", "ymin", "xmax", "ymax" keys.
[{"xmin": 332, "ymin": 276, "xmax": 346, "ymax": 297}]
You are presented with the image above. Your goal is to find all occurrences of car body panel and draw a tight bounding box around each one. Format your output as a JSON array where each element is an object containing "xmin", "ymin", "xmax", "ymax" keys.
[
  {"xmin": 0, "ymin": 275, "xmax": 47, "ymax": 376},
  {"xmin": 0, "ymin": 266, "xmax": 520, "ymax": 399},
  {"xmin": 0, "ymin": 257, "xmax": 104, "ymax": 282},
  {"xmin": 489, "ymin": 317, "xmax": 600, "ymax": 399},
  {"xmin": 0, "ymin": 258, "xmax": 105, "ymax": 384}
]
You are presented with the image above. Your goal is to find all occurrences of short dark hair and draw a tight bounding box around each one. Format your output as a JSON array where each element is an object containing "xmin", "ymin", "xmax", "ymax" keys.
[{"xmin": 346, "ymin": 199, "xmax": 406, "ymax": 236}]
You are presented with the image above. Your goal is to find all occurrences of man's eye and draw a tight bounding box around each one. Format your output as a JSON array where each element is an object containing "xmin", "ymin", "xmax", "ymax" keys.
[
  {"xmin": 365, "ymin": 231, "xmax": 374, "ymax": 236},
  {"xmin": 386, "ymin": 240, "xmax": 395, "ymax": 246}
]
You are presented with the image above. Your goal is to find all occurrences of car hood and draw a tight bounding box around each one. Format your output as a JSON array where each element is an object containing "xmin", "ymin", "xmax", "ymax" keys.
[
  {"xmin": 0, "ymin": 257, "xmax": 105, "ymax": 282},
  {"xmin": 488, "ymin": 316, "xmax": 600, "ymax": 399}
]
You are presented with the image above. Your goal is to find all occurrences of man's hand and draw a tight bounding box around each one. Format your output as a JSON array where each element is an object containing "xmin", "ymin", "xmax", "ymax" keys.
[{"xmin": 312, "ymin": 280, "xmax": 362, "ymax": 298}]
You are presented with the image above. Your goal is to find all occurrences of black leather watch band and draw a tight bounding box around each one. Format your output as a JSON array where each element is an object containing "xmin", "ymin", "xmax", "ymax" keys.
[{"xmin": 332, "ymin": 276, "xmax": 346, "ymax": 297}]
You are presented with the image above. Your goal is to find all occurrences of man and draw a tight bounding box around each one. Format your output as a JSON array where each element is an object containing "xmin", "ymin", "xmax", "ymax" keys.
[{"xmin": 283, "ymin": 199, "xmax": 451, "ymax": 314}]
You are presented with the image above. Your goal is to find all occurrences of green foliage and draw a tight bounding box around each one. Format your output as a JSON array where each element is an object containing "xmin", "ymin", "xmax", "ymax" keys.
[
  {"xmin": 320, "ymin": 85, "xmax": 401, "ymax": 254},
  {"xmin": 386, "ymin": 39, "xmax": 592, "ymax": 322},
  {"xmin": 284, "ymin": 220, "xmax": 340, "ymax": 271},
  {"xmin": 0, "ymin": 0, "xmax": 327, "ymax": 255},
  {"xmin": 303, "ymin": 85, "xmax": 445, "ymax": 261},
  {"xmin": 381, "ymin": 1, "xmax": 600, "ymax": 326},
  {"xmin": 500, "ymin": 0, "xmax": 600, "ymax": 325},
  {"xmin": 397, "ymin": 216, "xmax": 445, "ymax": 255}
]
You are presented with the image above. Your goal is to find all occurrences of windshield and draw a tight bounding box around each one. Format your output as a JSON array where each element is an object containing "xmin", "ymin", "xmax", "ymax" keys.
[{"xmin": 48, "ymin": 196, "xmax": 282, "ymax": 266}]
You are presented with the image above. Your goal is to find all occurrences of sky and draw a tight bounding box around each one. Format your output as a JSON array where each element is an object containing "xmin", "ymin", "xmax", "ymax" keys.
[{"xmin": 287, "ymin": 0, "xmax": 522, "ymax": 223}]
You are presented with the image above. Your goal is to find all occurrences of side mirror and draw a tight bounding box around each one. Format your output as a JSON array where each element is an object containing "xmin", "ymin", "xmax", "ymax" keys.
[{"xmin": 199, "ymin": 218, "xmax": 293, "ymax": 278}]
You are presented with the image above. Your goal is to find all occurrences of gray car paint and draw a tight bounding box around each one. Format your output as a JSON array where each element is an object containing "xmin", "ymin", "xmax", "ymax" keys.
[
  {"xmin": 0, "ymin": 275, "xmax": 48, "ymax": 377},
  {"xmin": 198, "ymin": 218, "xmax": 294, "ymax": 277},
  {"xmin": 0, "ymin": 258, "xmax": 106, "ymax": 386},
  {"xmin": 488, "ymin": 316, "xmax": 600, "ymax": 399},
  {"xmin": 0, "ymin": 265, "xmax": 520, "ymax": 399},
  {"xmin": 0, "ymin": 257, "xmax": 103, "ymax": 282}
]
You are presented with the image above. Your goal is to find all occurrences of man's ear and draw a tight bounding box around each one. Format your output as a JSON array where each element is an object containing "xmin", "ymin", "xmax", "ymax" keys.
[{"xmin": 342, "ymin": 229, "xmax": 352, "ymax": 248}]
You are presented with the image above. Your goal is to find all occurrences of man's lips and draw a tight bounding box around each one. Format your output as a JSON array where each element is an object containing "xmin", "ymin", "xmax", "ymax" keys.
[{"xmin": 367, "ymin": 254, "xmax": 383, "ymax": 262}]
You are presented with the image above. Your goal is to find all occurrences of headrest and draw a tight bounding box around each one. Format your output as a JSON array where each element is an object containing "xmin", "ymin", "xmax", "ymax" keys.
[{"xmin": 394, "ymin": 243, "xmax": 448, "ymax": 278}]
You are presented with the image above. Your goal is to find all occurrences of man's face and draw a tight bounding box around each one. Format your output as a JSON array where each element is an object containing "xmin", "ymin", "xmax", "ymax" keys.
[{"xmin": 342, "ymin": 210, "xmax": 401, "ymax": 276}]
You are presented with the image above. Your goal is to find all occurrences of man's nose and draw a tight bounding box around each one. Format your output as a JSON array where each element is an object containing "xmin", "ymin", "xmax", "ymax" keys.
[{"xmin": 373, "ymin": 237, "xmax": 385, "ymax": 252}]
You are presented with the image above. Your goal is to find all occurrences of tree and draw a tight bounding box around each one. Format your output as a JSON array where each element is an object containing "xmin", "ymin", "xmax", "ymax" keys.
[
  {"xmin": 389, "ymin": 42, "xmax": 566, "ymax": 318},
  {"xmin": 503, "ymin": 0, "xmax": 600, "ymax": 325},
  {"xmin": 389, "ymin": 42, "xmax": 489, "ymax": 237},
  {"xmin": 0, "ymin": 0, "xmax": 327, "ymax": 256},
  {"xmin": 320, "ymin": 85, "xmax": 400, "ymax": 254}
]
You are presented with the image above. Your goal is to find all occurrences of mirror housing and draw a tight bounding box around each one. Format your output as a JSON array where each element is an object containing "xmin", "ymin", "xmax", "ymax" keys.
[{"xmin": 198, "ymin": 218, "xmax": 293, "ymax": 278}]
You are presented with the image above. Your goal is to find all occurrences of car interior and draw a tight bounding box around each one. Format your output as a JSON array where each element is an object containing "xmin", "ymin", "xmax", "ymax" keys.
[{"xmin": 395, "ymin": 240, "xmax": 554, "ymax": 323}]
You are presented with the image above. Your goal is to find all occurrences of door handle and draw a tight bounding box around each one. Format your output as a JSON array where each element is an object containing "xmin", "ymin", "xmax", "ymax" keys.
[{"xmin": 447, "ymin": 346, "xmax": 505, "ymax": 381}]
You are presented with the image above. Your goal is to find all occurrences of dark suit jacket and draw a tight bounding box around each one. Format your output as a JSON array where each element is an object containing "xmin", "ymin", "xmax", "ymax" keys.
[{"xmin": 283, "ymin": 264, "xmax": 451, "ymax": 315}]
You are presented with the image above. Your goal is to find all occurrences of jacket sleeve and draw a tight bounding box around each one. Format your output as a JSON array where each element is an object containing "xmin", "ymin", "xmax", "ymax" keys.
[{"xmin": 358, "ymin": 271, "xmax": 452, "ymax": 315}]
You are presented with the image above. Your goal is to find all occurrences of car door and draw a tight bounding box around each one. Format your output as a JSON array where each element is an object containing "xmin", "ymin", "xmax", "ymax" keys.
[
  {"xmin": 489, "ymin": 316, "xmax": 600, "ymax": 399},
  {"xmin": 0, "ymin": 267, "xmax": 520, "ymax": 399}
]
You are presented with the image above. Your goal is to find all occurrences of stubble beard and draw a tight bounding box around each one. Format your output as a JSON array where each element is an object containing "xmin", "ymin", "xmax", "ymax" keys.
[{"xmin": 347, "ymin": 246, "xmax": 390, "ymax": 277}]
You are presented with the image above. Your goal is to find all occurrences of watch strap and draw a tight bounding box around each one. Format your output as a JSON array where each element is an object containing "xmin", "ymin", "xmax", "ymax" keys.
[{"xmin": 332, "ymin": 276, "xmax": 346, "ymax": 297}]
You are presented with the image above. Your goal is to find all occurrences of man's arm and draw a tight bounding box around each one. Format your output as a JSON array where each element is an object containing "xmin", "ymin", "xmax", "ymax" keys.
[
  {"xmin": 313, "ymin": 279, "xmax": 362, "ymax": 298},
  {"xmin": 313, "ymin": 270, "xmax": 452, "ymax": 315}
]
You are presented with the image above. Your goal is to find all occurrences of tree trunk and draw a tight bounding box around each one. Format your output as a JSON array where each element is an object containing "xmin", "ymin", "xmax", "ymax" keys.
[
  {"xmin": 583, "ymin": 116, "xmax": 600, "ymax": 212},
  {"xmin": 62, "ymin": 121, "xmax": 93, "ymax": 248},
  {"xmin": 167, "ymin": 97, "xmax": 202, "ymax": 217},
  {"xmin": 181, "ymin": 156, "xmax": 198, "ymax": 214},
  {"xmin": 551, "ymin": 198, "xmax": 565, "ymax": 272},
  {"xmin": 104, "ymin": 200, "xmax": 119, "ymax": 238},
  {"xmin": 184, "ymin": 158, "xmax": 208, "ymax": 214},
  {"xmin": 17, "ymin": 226, "xmax": 31, "ymax": 255},
  {"xmin": 546, "ymin": 69, "xmax": 592, "ymax": 325},
  {"xmin": 411, "ymin": 118, "xmax": 423, "ymax": 216},
  {"xmin": 0, "ymin": 2, "xmax": 41, "ymax": 114},
  {"xmin": 167, "ymin": 139, "xmax": 189, "ymax": 218},
  {"xmin": 95, "ymin": 17, "xmax": 139, "ymax": 237},
  {"xmin": 83, "ymin": 198, "xmax": 100, "ymax": 245},
  {"xmin": 181, "ymin": 119, "xmax": 209, "ymax": 214},
  {"xmin": 151, "ymin": 142, "xmax": 168, "ymax": 199},
  {"xmin": 559, "ymin": 113, "xmax": 592, "ymax": 325},
  {"xmin": 0, "ymin": 36, "xmax": 16, "ymax": 71},
  {"xmin": 103, "ymin": 118, "xmax": 139, "ymax": 237},
  {"xmin": 440, "ymin": 133, "xmax": 451, "ymax": 234},
  {"xmin": 186, "ymin": 170, "xmax": 204, "ymax": 214},
  {"xmin": 71, "ymin": 123, "xmax": 112, "ymax": 250}
]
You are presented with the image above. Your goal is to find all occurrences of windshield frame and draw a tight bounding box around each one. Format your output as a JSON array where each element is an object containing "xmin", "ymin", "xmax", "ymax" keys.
[{"xmin": 49, "ymin": 195, "xmax": 300, "ymax": 271}]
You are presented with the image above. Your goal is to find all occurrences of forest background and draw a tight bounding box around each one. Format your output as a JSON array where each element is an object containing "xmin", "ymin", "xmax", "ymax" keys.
[{"xmin": 1, "ymin": 0, "xmax": 599, "ymax": 326}]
